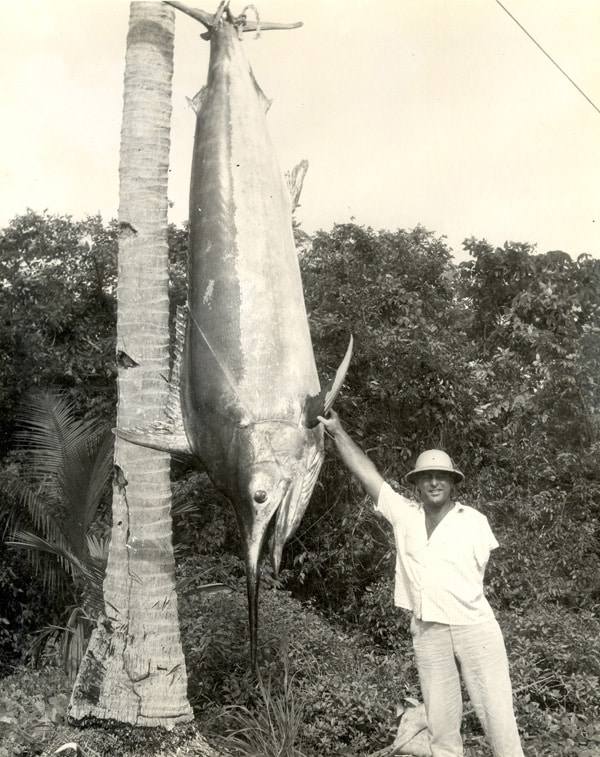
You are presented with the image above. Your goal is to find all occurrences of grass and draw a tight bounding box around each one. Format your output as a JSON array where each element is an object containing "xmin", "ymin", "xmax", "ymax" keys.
[{"xmin": 214, "ymin": 647, "xmax": 306, "ymax": 756}]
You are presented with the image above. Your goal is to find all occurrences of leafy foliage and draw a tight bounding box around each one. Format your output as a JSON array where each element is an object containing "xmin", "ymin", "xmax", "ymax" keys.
[
  {"xmin": 0, "ymin": 211, "xmax": 118, "ymax": 456},
  {"xmin": 0, "ymin": 550, "xmax": 52, "ymax": 676},
  {"xmin": 285, "ymin": 224, "xmax": 600, "ymax": 627},
  {"xmin": 460, "ymin": 240, "xmax": 600, "ymax": 458},
  {"xmin": 304, "ymin": 224, "xmax": 481, "ymax": 466}
]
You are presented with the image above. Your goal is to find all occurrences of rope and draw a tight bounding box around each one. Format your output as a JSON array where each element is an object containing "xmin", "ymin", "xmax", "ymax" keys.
[
  {"xmin": 495, "ymin": 0, "xmax": 600, "ymax": 116},
  {"xmin": 238, "ymin": 4, "xmax": 261, "ymax": 38}
]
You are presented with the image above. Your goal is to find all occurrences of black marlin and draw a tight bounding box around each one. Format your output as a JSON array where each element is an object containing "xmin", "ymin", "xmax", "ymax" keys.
[{"xmin": 119, "ymin": 0, "xmax": 352, "ymax": 669}]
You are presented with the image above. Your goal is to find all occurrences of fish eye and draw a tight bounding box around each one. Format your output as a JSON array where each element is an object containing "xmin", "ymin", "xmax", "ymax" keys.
[{"xmin": 253, "ymin": 490, "xmax": 268, "ymax": 503}]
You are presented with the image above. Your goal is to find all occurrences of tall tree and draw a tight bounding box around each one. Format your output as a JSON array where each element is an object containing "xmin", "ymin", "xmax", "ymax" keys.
[
  {"xmin": 69, "ymin": 2, "xmax": 192, "ymax": 726},
  {"xmin": 0, "ymin": 211, "xmax": 118, "ymax": 456}
]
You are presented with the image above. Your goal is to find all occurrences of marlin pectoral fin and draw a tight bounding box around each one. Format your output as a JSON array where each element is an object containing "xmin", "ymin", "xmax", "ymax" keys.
[
  {"xmin": 166, "ymin": 306, "xmax": 187, "ymax": 431},
  {"xmin": 305, "ymin": 335, "xmax": 354, "ymax": 428},
  {"xmin": 115, "ymin": 305, "xmax": 190, "ymax": 455},
  {"xmin": 114, "ymin": 424, "xmax": 192, "ymax": 456}
]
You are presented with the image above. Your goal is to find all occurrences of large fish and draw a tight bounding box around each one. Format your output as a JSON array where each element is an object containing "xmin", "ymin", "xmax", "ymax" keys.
[{"xmin": 119, "ymin": 0, "xmax": 352, "ymax": 668}]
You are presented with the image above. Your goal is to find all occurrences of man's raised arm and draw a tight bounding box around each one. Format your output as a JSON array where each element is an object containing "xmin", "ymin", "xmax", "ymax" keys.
[{"xmin": 318, "ymin": 410, "xmax": 384, "ymax": 502}]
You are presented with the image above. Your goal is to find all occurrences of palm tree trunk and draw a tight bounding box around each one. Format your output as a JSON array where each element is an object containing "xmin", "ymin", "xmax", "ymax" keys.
[{"xmin": 70, "ymin": 1, "xmax": 192, "ymax": 726}]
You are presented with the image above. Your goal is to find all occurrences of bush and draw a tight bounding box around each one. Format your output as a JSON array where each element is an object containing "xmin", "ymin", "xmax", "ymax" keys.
[
  {"xmin": 356, "ymin": 578, "xmax": 412, "ymax": 652},
  {"xmin": 481, "ymin": 490, "xmax": 600, "ymax": 612},
  {"xmin": 0, "ymin": 549, "xmax": 57, "ymax": 675},
  {"xmin": 499, "ymin": 605, "xmax": 600, "ymax": 730},
  {"xmin": 0, "ymin": 666, "xmax": 69, "ymax": 755},
  {"xmin": 177, "ymin": 554, "xmax": 414, "ymax": 755}
]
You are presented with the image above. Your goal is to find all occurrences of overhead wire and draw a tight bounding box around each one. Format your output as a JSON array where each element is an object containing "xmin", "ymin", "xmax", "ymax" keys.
[{"xmin": 495, "ymin": 0, "xmax": 600, "ymax": 116}]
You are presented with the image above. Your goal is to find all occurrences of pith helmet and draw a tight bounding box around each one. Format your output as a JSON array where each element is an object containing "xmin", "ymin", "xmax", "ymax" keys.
[{"xmin": 405, "ymin": 449, "xmax": 464, "ymax": 484}]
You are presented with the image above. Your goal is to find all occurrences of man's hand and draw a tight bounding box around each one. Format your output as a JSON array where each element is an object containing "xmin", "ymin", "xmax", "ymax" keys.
[{"xmin": 317, "ymin": 409, "xmax": 343, "ymax": 438}]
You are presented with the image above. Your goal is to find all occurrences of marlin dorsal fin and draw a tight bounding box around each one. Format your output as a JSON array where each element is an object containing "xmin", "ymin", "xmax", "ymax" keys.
[
  {"xmin": 286, "ymin": 159, "xmax": 309, "ymax": 210},
  {"xmin": 165, "ymin": 305, "xmax": 188, "ymax": 434}
]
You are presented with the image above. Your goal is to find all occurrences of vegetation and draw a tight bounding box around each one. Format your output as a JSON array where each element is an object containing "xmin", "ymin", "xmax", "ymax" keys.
[
  {"xmin": 1, "ymin": 211, "xmax": 599, "ymax": 755},
  {"xmin": 3, "ymin": 390, "xmax": 112, "ymax": 681}
]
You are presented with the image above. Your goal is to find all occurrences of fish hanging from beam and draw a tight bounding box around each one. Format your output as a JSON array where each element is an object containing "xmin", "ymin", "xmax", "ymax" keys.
[{"xmin": 118, "ymin": 0, "xmax": 352, "ymax": 669}]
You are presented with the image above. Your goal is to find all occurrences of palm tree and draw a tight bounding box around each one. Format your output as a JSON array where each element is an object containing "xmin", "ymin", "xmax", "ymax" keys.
[
  {"xmin": 69, "ymin": 1, "xmax": 193, "ymax": 726},
  {"xmin": 6, "ymin": 390, "xmax": 112, "ymax": 681}
]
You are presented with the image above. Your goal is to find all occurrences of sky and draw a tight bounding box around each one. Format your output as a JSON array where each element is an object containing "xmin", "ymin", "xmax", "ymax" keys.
[{"xmin": 1, "ymin": 0, "xmax": 599, "ymax": 262}]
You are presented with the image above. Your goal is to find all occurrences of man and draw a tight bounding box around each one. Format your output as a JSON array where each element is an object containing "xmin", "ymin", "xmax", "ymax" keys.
[{"xmin": 318, "ymin": 410, "xmax": 524, "ymax": 757}]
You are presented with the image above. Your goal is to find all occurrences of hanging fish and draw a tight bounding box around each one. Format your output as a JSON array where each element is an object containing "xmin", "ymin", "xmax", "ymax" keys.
[{"xmin": 119, "ymin": 0, "xmax": 352, "ymax": 669}]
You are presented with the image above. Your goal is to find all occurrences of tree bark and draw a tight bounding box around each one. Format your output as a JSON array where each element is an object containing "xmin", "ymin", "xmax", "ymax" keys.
[{"xmin": 69, "ymin": 1, "xmax": 193, "ymax": 727}]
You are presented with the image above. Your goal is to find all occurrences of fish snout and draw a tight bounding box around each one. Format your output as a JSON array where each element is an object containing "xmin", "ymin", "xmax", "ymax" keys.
[{"xmin": 237, "ymin": 474, "xmax": 291, "ymax": 670}]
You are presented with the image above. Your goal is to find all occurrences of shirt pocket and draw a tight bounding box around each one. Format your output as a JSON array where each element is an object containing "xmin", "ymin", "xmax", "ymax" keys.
[{"xmin": 404, "ymin": 530, "xmax": 425, "ymax": 563}]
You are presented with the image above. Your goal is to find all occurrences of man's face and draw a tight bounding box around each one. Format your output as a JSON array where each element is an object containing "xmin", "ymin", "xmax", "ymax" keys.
[{"xmin": 415, "ymin": 470, "xmax": 454, "ymax": 509}]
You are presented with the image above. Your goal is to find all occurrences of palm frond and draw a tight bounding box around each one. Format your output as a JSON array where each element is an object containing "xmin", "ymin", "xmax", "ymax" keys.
[
  {"xmin": 16, "ymin": 485, "xmax": 68, "ymax": 551},
  {"xmin": 83, "ymin": 430, "xmax": 114, "ymax": 529},
  {"xmin": 86, "ymin": 532, "xmax": 110, "ymax": 562},
  {"xmin": 15, "ymin": 391, "xmax": 98, "ymax": 482},
  {"xmin": 82, "ymin": 533, "xmax": 109, "ymax": 618},
  {"xmin": 14, "ymin": 390, "xmax": 114, "ymax": 561},
  {"xmin": 29, "ymin": 607, "xmax": 95, "ymax": 682},
  {"xmin": 5, "ymin": 390, "xmax": 113, "ymax": 650},
  {"xmin": 8, "ymin": 529, "xmax": 88, "ymax": 587},
  {"xmin": 1, "ymin": 462, "xmax": 59, "ymax": 538},
  {"xmin": 59, "ymin": 428, "xmax": 113, "ymax": 560}
]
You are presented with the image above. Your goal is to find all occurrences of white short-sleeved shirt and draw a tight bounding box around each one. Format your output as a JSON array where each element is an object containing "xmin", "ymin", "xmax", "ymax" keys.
[{"xmin": 376, "ymin": 482, "xmax": 499, "ymax": 625}]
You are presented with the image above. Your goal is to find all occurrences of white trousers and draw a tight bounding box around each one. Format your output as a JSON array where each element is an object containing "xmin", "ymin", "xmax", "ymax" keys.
[{"xmin": 410, "ymin": 617, "xmax": 524, "ymax": 757}]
